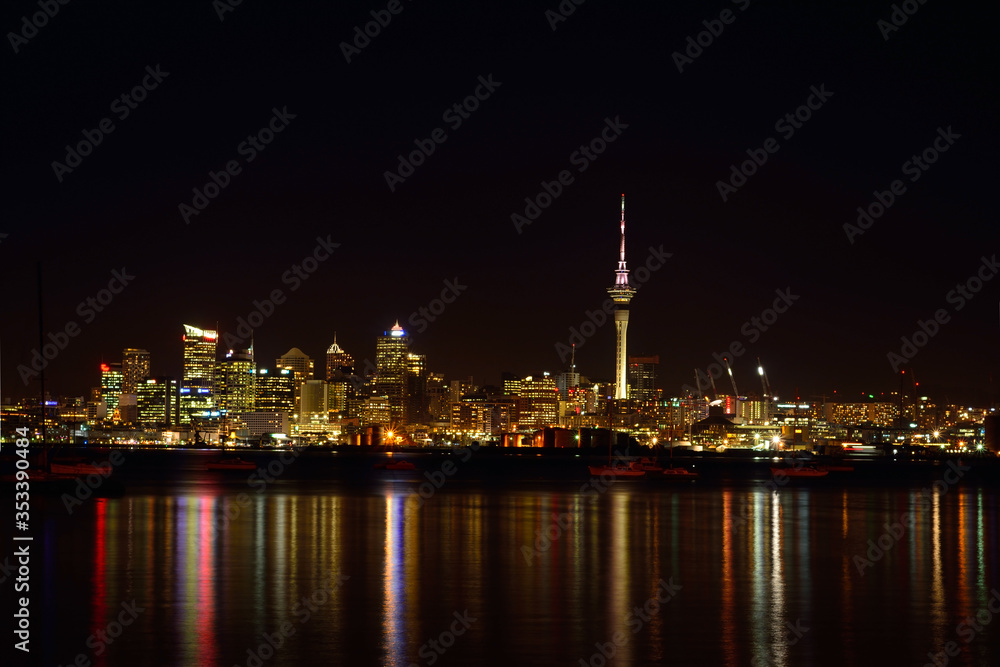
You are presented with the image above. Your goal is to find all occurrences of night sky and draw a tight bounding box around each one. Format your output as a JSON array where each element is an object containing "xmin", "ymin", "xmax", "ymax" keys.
[{"xmin": 2, "ymin": 0, "xmax": 998, "ymax": 405}]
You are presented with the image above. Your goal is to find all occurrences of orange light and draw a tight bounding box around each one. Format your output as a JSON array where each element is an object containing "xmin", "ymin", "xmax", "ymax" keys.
[{"xmin": 100, "ymin": 364, "xmax": 110, "ymax": 372}]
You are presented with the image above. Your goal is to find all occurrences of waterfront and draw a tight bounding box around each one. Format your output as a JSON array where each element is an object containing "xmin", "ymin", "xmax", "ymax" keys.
[{"xmin": 4, "ymin": 464, "xmax": 999, "ymax": 667}]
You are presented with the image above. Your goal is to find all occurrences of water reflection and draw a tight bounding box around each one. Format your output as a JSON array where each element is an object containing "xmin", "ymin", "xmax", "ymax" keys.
[{"xmin": 46, "ymin": 483, "xmax": 999, "ymax": 666}]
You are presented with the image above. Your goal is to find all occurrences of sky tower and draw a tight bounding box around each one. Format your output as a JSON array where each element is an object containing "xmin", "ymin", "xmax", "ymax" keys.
[{"xmin": 607, "ymin": 194, "xmax": 636, "ymax": 400}]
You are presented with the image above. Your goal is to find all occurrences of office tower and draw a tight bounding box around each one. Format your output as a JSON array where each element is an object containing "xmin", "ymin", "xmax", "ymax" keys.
[
  {"xmin": 502, "ymin": 373, "xmax": 521, "ymax": 397},
  {"xmin": 404, "ymin": 352, "xmax": 429, "ymax": 425},
  {"xmin": 217, "ymin": 348, "xmax": 256, "ymax": 414},
  {"xmin": 255, "ymin": 368, "xmax": 295, "ymax": 414},
  {"xmin": 137, "ymin": 377, "xmax": 179, "ymax": 427},
  {"xmin": 325, "ymin": 335, "xmax": 354, "ymax": 416},
  {"xmin": 375, "ymin": 321, "xmax": 408, "ymax": 423},
  {"xmin": 606, "ymin": 194, "xmax": 636, "ymax": 400},
  {"xmin": 122, "ymin": 348, "xmax": 150, "ymax": 395},
  {"xmin": 181, "ymin": 324, "xmax": 218, "ymax": 423},
  {"xmin": 299, "ymin": 379, "xmax": 329, "ymax": 426},
  {"xmin": 100, "ymin": 363, "xmax": 123, "ymax": 415},
  {"xmin": 627, "ymin": 355, "xmax": 658, "ymax": 403},
  {"xmin": 276, "ymin": 347, "xmax": 315, "ymax": 381},
  {"xmin": 277, "ymin": 347, "xmax": 314, "ymax": 410},
  {"xmin": 517, "ymin": 374, "xmax": 559, "ymax": 429},
  {"xmin": 325, "ymin": 334, "xmax": 355, "ymax": 379},
  {"xmin": 426, "ymin": 373, "xmax": 448, "ymax": 421}
]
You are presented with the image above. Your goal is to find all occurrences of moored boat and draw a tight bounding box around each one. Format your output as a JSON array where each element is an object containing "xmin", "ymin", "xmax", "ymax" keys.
[
  {"xmin": 771, "ymin": 465, "xmax": 828, "ymax": 478},
  {"xmin": 206, "ymin": 458, "xmax": 256, "ymax": 471},
  {"xmin": 659, "ymin": 466, "xmax": 699, "ymax": 480}
]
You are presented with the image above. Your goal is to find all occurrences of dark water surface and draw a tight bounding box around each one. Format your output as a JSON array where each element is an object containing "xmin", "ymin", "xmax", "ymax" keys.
[{"xmin": 8, "ymin": 470, "xmax": 1000, "ymax": 667}]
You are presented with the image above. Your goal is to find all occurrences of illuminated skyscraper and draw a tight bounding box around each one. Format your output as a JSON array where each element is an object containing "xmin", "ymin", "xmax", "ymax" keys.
[
  {"xmin": 404, "ymin": 352, "xmax": 429, "ymax": 425},
  {"xmin": 255, "ymin": 368, "xmax": 295, "ymax": 414},
  {"xmin": 375, "ymin": 321, "xmax": 408, "ymax": 423},
  {"xmin": 325, "ymin": 334, "xmax": 354, "ymax": 379},
  {"xmin": 181, "ymin": 324, "xmax": 218, "ymax": 423},
  {"xmin": 122, "ymin": 348, "xmax": 150, "ymax": 395},
  {"xmin": 517, "ymin": 374, "xmax": 559, "ymax": 429},
  {"xmin": 607, "ymin": 194, "xmax": 636, "ymax": 400},
  {"xmin": 137, "ymin": 377, "xmax": 178, "ymax": 427},
  {"xmin": 277, "ymin": 347, "xmax": 314, "ymax": 410},
  {"xmin": 627, "ymin": 355, "xmax": 658, "ymax": 404},
  {"xmin": 217, "ymin": 348, "xmax": 256, "ymax": 414},
  {"xmin": 100, "ymin": 363, "xmax": 123, "ymax": 415}
]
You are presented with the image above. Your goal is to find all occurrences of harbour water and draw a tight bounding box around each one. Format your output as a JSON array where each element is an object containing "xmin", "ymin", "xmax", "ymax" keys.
[{"xmin": 5, "ymin": 459, "xmax": 1000, "ymax": 666}]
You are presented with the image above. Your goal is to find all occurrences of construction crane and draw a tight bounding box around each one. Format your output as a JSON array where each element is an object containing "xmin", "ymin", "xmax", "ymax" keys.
[
  {"xmin": 757, "ymin": 358, "xmax": 771, "ymax": 400},
  {"xmin": 724, "ymin": 357, "xmax": 739, "ymax": 397}
]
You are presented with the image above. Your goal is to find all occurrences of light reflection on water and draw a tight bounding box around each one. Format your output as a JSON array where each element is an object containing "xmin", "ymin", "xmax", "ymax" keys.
[{"xmin": 33, "ymin": 483, "xmax": 1000, "ymax": 667}]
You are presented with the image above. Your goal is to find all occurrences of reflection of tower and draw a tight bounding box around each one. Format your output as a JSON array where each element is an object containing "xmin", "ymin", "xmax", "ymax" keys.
[{"xmin": 606, "ymin": 194, "xmax": 636, "ymax": 400}]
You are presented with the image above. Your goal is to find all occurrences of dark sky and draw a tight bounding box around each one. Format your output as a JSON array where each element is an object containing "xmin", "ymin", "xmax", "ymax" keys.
[{"xmin": 2, "ymin": 0, "xmax": 998, "ymax": 405}]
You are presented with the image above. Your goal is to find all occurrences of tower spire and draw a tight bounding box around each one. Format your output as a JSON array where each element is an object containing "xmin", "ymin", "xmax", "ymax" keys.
[{"xmin": 607, "ymin": 193, "xmax": 637, "ymax": 401}]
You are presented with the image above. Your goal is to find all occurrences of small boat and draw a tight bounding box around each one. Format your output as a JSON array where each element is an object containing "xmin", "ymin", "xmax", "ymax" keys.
[
  {"xmin": 375, "ymin": 459, "xmax": 415, "ymax": 471},
  {"xmin": 50, "ymin": 461, "xmax": 112, "ymax": 475},
  {"xmin": 770, "ymin": 465, "xmax": 828, "ymax": 478},
  {"xmin": 659, "ymin": 466, "xmax": 699, "ymax": 480},
  {"xmin": 817, "ymin": 464, "xmax": 854, "ymax": 473},
  {"xmin": 206, "ymin": 458, "xmax": 256, "ymax": 471},
  {"xmin": 588, "ymin": 461, "xmax": 646, "ymax": 477},
  {"xmin": 636, "ymin": 457, "xmax": 664, "ymax": 473}
]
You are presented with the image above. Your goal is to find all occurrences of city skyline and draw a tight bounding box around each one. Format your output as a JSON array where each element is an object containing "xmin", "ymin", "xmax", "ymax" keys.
[{"xmin": 2, "ymin": 1, "xmax": 997, "ymax": 406}]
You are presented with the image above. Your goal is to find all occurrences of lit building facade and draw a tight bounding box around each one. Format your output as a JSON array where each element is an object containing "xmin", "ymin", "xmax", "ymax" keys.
[
  {"xmin": 627, "ymin": 355, "xmax": 658, "ymax": 404},
  {"xmin": 100, "ymin": 363, "xmax": 124, "ymax": 417},
  {"xmin": 216, "ymin": 349, "xmax": 256, "ymax": 414},
  {"xmin": 181, "ymin": 325, "xmax": 218, "ymax": 423},
  {"xmin": 517, "ymin": 374, "xmax": 559, "ymax": 429},
  {"xmin": 255, "ymin": 368, "xmax": 295, "ymax": 414},
  {"xmin": 137, "ymin": 377, "xmax": 178, "ymax": 427},
  {"xmin": 122, "ymin": 348, "xmax": 150, "ymax": 395},
  {"xmin": 375, "ymin": 322, "xmax": 409, "ymax": 423}
]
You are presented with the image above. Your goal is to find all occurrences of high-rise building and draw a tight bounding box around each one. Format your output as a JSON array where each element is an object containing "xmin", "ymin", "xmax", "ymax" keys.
[
  {"xmin": 628, "ymin": 355, "xmax": 658, "ymax": 404},
  {"xmin": 122, "ymin": 348, "xmax": 150, "ymax": 395},
  {"xmin": 299, "ymin": 379, "xmax": 329, "ymax": 426},
  {"xmin": 216, "ymin": 349, "xmax": 256, "ymax": 414},
  {"xmin": 137, "ymin": 377, "xmax": 178, "ymax": 427},
  {"xmin": 517, "ymin": 374, "xmax": 559, "ymax": 429},
  {"xmin": 255, "ymin": 368, "xmax": 295, "ymax": 414},
  {"xmin": 100, "ymin": 363, "xmax": 123, "ymax": 415},
  {"xmin": 181, "ymin": 325, "xmax": 218, "ymax": 423},
  {"xmin": 277, "ymin": 347, "xmax": 314, "ymax": 411},
  {"xmin": 607, "ymin": 194, "xmax": 636, "ymax": 400},
  {"xmin": 375, "ymin": 321, "xmax": 409, "ymax": 423},
  {"xmin": 404, "ymin": 352, "xmax": 429, "ymax": 425},
  {"xmin": 325, "ymin": 334, "xmax": 354, "ymax": 379}
]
